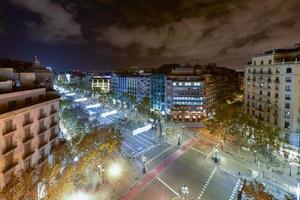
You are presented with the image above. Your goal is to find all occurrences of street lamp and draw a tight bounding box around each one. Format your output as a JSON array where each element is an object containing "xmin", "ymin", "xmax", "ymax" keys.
[
  {"xmin": 141, "ymin": 155, "xmax": 147, "ymax": 174},
  {"xmin": 69, "ymin": 191, "xmax": 89, "ymax": 200},
  {"xmin": 108, "ymin": 162, "xmax": 121, "ymax": 178},
  {"xmin": 295, "ymin": 184, "xmax": 300, "ymax": 200},
  {"xmin": 213, "ymin": 146, "xmax": 219, "ymax": 163},
  {"xmin": 181, "ymin": 185, "xmax": 189, "ymax": 200}
]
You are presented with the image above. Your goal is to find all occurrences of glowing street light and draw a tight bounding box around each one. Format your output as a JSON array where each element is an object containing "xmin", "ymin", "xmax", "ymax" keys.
[
  {"xmin": 108, "ymin": 163, "xmax": 121, "ymax": 178},
  {"xmin": 69, "ymin": 191, "xmax": 89, "ymax": 200}
]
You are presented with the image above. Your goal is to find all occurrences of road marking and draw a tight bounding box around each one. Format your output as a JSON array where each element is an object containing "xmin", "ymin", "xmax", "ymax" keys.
[
  {"xmin": 197, "ymin": 166, "xmax": 217, "ymax": 200},
  {"xmin": 191, "ymin": 147, "xmax": 207, "ymax": 155},
  {"xmin": 157, "ymin": 177, "xmax": 180, "ymax": 197},
  {"xmin": 229, "ymin": 178, "xmax": 242, "ymax": 200},
  {"xmin": 146, "ymin": 145, "xmax": 174, "ymax": 165},
  {"xmin": 133, "ymin": 144, "xmax": 156, "ymax": 158}
]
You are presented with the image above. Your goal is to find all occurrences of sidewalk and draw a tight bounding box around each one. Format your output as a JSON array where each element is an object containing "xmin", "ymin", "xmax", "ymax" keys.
[{"xmin": 199, "ymin": 129, "xmax": 297, "ymax": 198}]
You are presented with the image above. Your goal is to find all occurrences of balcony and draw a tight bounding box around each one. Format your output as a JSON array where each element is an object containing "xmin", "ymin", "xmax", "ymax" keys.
[
  {"xmin": 23, "ymin": 119, "xmax": 33, "ymax": 127},
  {"xmin": 50, "ymin": 121, "xmax": 57, "ymax": 128},
  {"xmin": 49, "ymin": 133, "xmax": 58, "ymax": 141},
  {"xmin": 23, "ymin": 134, "xmax": 34, "ymax": 143},
  {"xmin": 38, "ymin": 113, "xmax": 47, "ymax": 120},
  {"xmin": 23, "ymin": 150, "xmax": 35, "ymax": 159},
  {"xmin": 50, "ymin": 109, "xmax": 57, "ymax": 115},
  {"xmin": 38, "ymin": 140, "xmax": 48, "ymax": 149},
  {"xmin": 2, "ymin": 125, "xmax": 16, "ymax": 136},
  {"xmin": 2, "ymin": 161, "xmax": 18, "ymax": 173},
  {"xmin": 38, "ymin": 127, "xmax": 47, "ymax": 135},
  {"xmin": 2, "ymin": 144, "xmax": 17, "ymax": 155},
  {"xmin": 38, "ymin": 156, "xmax": 47, "ymax": 165}
]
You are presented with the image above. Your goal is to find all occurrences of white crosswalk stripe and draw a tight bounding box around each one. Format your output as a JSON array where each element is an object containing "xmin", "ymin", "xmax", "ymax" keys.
[
  {"xmin": 229, "ymin": 178, "xmax": 242, "ymax": 200},
  {"xmin": 197, "ymin": 166, "xmax": 218, "ymax": 200}
]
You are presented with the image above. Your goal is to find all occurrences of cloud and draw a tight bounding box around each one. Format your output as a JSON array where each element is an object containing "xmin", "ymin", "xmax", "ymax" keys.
[
  {"xmin": 99, "ymin": 0, "xmax": 300, "ymax": 66},
  {"xmin": 9, "ymin": 0, "xmax": 82, "ymax": 44}
]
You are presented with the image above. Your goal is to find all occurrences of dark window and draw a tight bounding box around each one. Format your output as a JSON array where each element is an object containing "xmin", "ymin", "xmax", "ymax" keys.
[
  {"xmin": 259, "ymin": 91, "xmax": 262, "ymax": 95},
  {"xmin": 286, "ymin": 77, "xmax": 292, "ymax": 82},
  {"xmin": 25, "ymin": 97, "xmax": 32, "ymax": 105},
  {"xmin": 268, "ymin": 60, "xmax": 272, "ymax": 64},
  {"xmin": 261, "ymin": 60, "xmax": 264, "ymax": 65},
  {"xmin": 275, "ymin": 93, "xmax": 278, "ymax": 98},
  {"xmin": 8, "ymin": 100, "xmax": 17, "ymax": 109},
  {"xmin": 286, "ymin": 68, "xmax": 292, "ymax": 73},
  {"xmin": 267, "ymin": 92, "xmax": 270, "ymax": 96},
  {"xmin": 285, "ymin": 103, "xmax": 290, "ymax": 109},
  {"xmin": 284, "ymin": 122, "xmax": 290, "ymax": 129},
  {"xmin": 38, "ymin": 95, "xmax": 44, "ymax": 100}
]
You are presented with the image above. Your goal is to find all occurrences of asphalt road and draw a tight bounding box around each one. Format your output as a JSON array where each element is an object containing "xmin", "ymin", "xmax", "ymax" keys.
[{"xmin": 132, "ymin": 147, "xmax": 240, "ymax": 200}]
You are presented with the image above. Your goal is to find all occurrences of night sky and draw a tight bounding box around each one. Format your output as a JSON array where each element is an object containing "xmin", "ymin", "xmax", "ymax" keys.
[{"xmin": 1, "ymin": 0, "xmax": 300, "ymax": 72}]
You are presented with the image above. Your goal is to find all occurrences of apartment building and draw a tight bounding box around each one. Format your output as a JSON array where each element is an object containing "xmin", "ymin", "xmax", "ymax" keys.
[
  {"xmin": 91, "ymin": 75, "xmax": 111, "ymax": 93},
  {"xmin": 149, "ymin": 64, "xmax": 238, "ymax": 121},
  {"xmin": 111, "ymin": 72, "xmax": 150, "ymax": 102},
  {"xmin": 244, "ymin": 46, "xmax": 300, "ymax": 152},
  {"xmin": 0, "ymin": 58, "xmax": 60, "ymax": 188}
]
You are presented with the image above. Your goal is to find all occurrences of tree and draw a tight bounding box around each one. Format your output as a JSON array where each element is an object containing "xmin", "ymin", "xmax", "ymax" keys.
[
  {"xmin": 228, "ymin": 108, "xmax": 254, "ymax": 157},
  {"xmin": 0, "ymin": 128, "xmax": 123, "ymax": 200},
  {"xmin": 137, "ymin": 97, "xmax": 150, "ymax": 113},
  {"xmin": 204, "ymin": 103, "xmax": 236, "ymax": 152},
  {"xmin": 243, "ymin": 180, "xmax": 274, "ymax": 200}
]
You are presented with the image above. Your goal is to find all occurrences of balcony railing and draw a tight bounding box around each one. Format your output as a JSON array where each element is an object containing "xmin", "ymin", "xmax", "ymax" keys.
[
  {"xmin": 38, "ymin": 156, "xmax": 47, "ymax": 164},
  {"xmin": 50, "ymin": 109, "xmax": 57, "ymax": 115},
  {"xmin": 23, "ymin": 119, "xmax": 33, "ymax": 127},
  {"xmin": 38, "ymin": 140, "xmax": 48, "ymax": 149},
  {"xmin": 50, "ymin": 121, "xmax": 57, "ymax": 128},
  {"xmin": 49, "ymin": 133, "xmax": 58, "ymax": 141},
  {"xmin": 2, "ymin": 144, "xmax": 17, "ymax": 155},
  {"xmin": 38, "ymin": 113, "xmax": 47, "ymax": 120},
  {"xmin": 2, "ymin": 161, "xmax": 18, "ymax": 173},
  {"xmin": 23, "ymin": 150, "xmax": 35, "ymax": 159},
  {"xmin": 38, "ymin": 127, "xmax": 47, "ymax": 135},
  {"xmin": 3, "ymin": 125, "xmax": 17, "ymax": 135},
  {"xmin": 23, "ymin": 134, "xmax": 34, "ymax": 143}
]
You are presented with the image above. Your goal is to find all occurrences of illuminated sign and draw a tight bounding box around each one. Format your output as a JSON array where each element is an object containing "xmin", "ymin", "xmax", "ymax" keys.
[
  {"xmin": 74, "ymin": 98, "xmax": 87, "ymax": 102},
  {"xmin": 101, "ymin": 110, "xmax": 117, "ymax": 117},
  {"xmin": 66, "ymin": 93, "xmax": 76, "ymax": 96},
  {"xmin": 86, "ymin": 103, "xmax": 101, "ymax": 109},
  {"xmin": 133, "ymin": 124, "xmax": 152, "ymax": 135}
]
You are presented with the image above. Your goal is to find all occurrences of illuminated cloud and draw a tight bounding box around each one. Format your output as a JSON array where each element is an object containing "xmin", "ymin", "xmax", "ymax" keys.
[
  {"xmin": 99, "ymin": 0, "xmax": 300, "ymax": 67},
  {"xmin": 9, "ymin": 0, "xmax": 82, "ymax": 44}
]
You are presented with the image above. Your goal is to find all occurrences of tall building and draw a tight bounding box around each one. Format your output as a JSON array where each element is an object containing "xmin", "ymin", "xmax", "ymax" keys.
[
  {"xmin": 111, "ymin": 72, "xmax": 150, "ymax": 102},
  {"xmin": 91, "ymin": 75, "xmax": 111, "ymax": 93},
  {"xmin": 244, "ymin": 45, "xmax": 300, "ymax": 153},
  {"xmin": 0, "ymin": 57, "xmax": 60, "ymax": 188},
  {"xmin": 164, "ymin": 64, "xmax": 238, "ymax": 121},
  {"xmin": 149, "ymin": 64, "xmax": 238, "ymax": 121}
]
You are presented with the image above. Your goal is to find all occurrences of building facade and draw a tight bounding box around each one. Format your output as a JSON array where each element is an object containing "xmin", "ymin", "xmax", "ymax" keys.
[
  {"xmin": 0, "ymin": 57, "xmax": 60, "ymax": 188},
  {"xmin": 91, "ymin": 76, "xmax": 111, "ymax": 93},
  {"xmin": 244, "ymin": 46, "xmax": 300, "ymax": 152},
  {"xmin": 150, "ymin": 64, "xmax": 239, "ymax": 121},
  {"xmin": 111, "ymin": 73, "xmax": 150, "ymax": 102}
]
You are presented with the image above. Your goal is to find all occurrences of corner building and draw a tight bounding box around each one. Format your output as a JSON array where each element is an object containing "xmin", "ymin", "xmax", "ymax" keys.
[{"xmin": 244, "ymin": 46, "xmax": 300, "ymax": 154}]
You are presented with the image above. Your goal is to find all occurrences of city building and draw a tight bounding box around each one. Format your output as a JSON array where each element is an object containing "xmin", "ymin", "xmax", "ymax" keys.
[
  {"xmin": 111, "ymin": 72, "xmax": 151, "ymax": 102},
  {"xmin": 244, "ymin": 45, "xmax": 300, "ymax": 154},
  {"xmin": 0, "ymin": 57, "xmax": 60, "ymax": 188},
  {"xmin": 91, "ymin": 75, "xmax": 111, "ymax": 93},
  {"xmin": 150, "ymin": 64, "xmax": 180, "ymax": 113},
  {"xmin": 149, "ymin": 64, "xmax": 239, "ymax": 121}
]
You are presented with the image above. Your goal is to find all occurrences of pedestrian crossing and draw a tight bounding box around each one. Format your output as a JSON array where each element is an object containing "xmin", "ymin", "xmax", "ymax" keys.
[{"xmin": 197, "ymin": 166, "xmax": 218, "ymax": 200}]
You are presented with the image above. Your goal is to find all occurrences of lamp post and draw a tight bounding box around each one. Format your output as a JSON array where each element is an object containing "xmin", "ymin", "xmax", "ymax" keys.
[
  {"xmin": 141, "ymin": 155, "xmax": 147, "ymax": 174},
  {"xmin": 177, "ymin": 133, "xmax": 181, "ymax": 146},
  {"xmin": 181, "ymin": 185, "xmax": 189, "ymax": 200},
  {"xmin": 213, "ymin": 146, "xmax": 219, "ymax": 163}
]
